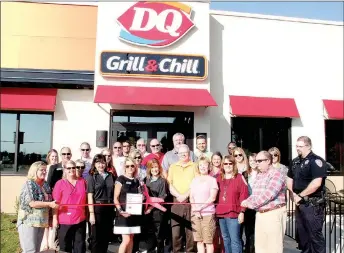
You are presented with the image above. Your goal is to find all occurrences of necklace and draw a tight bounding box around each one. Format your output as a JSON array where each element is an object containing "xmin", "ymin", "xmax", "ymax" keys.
[{"xmin": 222, "ymin": 178, "xmax": 230, "ymax": 201}]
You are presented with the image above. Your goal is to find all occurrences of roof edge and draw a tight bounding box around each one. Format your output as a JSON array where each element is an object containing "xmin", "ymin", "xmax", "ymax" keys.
[{"xmin": 210, "ymin": 10, "xmax": 344, "ymax": 26}]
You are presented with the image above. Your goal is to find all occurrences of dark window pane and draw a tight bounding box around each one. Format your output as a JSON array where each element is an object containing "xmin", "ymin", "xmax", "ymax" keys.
[
  {"xmin": 0, "ymin": 113, "xmax": 16, "ymax": 172},
  {"xmin": 325, "ymin": 120, "xmax": 344, "ymax": 175},
  {"xmin": 18, "ymin": 114, "xmax": 52, "ymax": 172}
]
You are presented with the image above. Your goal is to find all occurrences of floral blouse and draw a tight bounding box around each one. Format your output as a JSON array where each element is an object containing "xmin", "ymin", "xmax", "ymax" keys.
[{"xmin": 17, "ymin": 180, "xmax": 52, "ymax": 228}]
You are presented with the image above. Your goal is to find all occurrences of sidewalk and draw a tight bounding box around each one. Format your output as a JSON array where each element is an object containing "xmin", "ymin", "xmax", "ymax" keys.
[
  {"xmin": 105, "ymin": 235, "xmax": 300, "ymax": 253},
  {"xmin": 43, "ymin": 235, "xmax": 300, "ymax": 252}
]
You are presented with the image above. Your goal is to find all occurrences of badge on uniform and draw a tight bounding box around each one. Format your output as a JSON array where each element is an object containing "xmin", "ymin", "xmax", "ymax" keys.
[
  {"xmin": 315, "ymin": 159, "xmax": 323, "ymax": 167},
  {"xmin": 305, "ymin": 160, "xmax": 309, "ymax": 165}
]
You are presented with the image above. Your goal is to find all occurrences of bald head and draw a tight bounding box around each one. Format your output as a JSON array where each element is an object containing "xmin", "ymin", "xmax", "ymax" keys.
[{"xmin": 150, "ymin": 139, "xmax": 161, "ymax": 154}]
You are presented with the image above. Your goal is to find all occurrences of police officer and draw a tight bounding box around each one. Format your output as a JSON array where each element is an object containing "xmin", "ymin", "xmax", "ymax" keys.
[{"xmin": 287, "ymin": 136, "xmax": 327, "ymax": 253}]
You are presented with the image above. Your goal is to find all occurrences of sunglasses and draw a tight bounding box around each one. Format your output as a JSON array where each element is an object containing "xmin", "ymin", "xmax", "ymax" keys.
[
  {"xmin": 256, "ymin": 159, "xmax": 268, "ymax": 163},
  {"xmin": 113, "ymin": 146, "xmax": 121, "ymax": 149},
  {"xmin": 76, "ymin": 166, "xmax": 85, "ymax": 170},
  {"xmin": 151, "ymin": 144, "xmax": 160, "ymax": 148},
  {"xmin": 234, "ymin": 154, "xmax": 243, "ymax": 158},
  {"xmin": 62, "ymin": 153, "xmax": 71, "ymax": 156},
  {"xmin": 125, "ymin": 164, "xmax": 135, "ymax": 169},
  {"xmin": 223, "ymin": 162, "xmax": 233, "ymax": 166},
  {"xmin": 81, "ymin": 149, "xmax": 90, "ymax": 151},
  {"xmin": 271, "ymin": 154, "xmax": 279, "ymax": 157},
  {"xmin": 135, "ymin": 156, "xmax": 142, "ymax": 159},
  {"xmin": 66, "ymin": 167, "xmax": 76, "ymax": 170}
]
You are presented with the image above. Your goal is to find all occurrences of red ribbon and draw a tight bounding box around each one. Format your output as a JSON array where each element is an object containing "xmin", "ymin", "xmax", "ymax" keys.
[{"xmin": 141, "ymin": 183, "xmax": 167, "ymax": 212}]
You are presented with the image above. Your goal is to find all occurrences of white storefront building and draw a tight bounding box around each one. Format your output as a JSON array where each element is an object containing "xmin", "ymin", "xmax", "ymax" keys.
[{"xmin": 1, "ymin": 1, "xmax": 343, "ymax": 213}]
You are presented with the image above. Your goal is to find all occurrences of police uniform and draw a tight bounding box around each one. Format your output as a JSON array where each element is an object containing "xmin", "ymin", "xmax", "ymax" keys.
[{"xmin": 287, "ymin": 152, "xmax": 327, "ymax": 253}]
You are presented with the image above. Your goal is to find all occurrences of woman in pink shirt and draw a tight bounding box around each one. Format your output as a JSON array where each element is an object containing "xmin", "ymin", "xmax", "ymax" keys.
[
  {"xmin": 190, "ymin": 157, "xmax": 219, "ymax": 253},
  {"xmin": 53, "ymin": 160, "xmax": 87, "ymax": 253}
]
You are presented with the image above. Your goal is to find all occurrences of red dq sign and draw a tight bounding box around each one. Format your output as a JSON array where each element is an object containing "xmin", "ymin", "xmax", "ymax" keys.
[{"xmin": 117, "ymin": 2, "xmax": 195, "ymax": 48}]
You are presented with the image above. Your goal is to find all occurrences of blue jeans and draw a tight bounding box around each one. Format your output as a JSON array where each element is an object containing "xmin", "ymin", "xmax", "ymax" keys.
[{"xmin": 219, "ymin": 217, "xmax": 242, "ymax": 253}]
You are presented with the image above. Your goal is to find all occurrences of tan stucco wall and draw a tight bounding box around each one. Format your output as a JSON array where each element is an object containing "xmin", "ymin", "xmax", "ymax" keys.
[
  {"xmin": 1, "ymin": 2, "xmax": 97, "ymax": 70},
  {"xmin": 1, "ymin": 175, "xmax": 27, "ymax": 213}
]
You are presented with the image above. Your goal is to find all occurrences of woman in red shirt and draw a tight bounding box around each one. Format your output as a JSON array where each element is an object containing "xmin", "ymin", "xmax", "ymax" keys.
[{"xmin": 216, "ymin": 155, "xmax": 248, "ymax": 253}]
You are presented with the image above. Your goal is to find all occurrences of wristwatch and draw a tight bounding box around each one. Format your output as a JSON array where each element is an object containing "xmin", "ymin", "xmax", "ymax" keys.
[{"xmin": 117, "ymin": 207, "xmax": 124, "ymax": 213}]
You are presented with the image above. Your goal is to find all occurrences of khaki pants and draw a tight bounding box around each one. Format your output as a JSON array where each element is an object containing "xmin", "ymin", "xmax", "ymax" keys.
[{"xmin": 255, "ymin": 206, "xmax": 287, "ymax": 253}]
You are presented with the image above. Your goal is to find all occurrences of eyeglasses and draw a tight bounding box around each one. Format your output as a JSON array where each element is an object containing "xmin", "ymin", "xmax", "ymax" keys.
[
  {"xmin": 81, "ymin": 149, "xmax": 90, "ymax": 151},
  {"xmin": 113, "ymin": 146, "xmax": 121, "ymax": 149},
  {"xmin": 151, "ymin": 144, "xmax": 160, "ymax": 148},
  {"xmin": 256, "ymin": 159, "xmax": 268, "ymax": 163},
  {"xmin": 234, "ymin": 154, "xmax": 243, "ymax": 157},
  {"xmin": 223, "ymin": 162, "xmax": 233, "ymax": 166},
  {"xmin": 296, "ymin": 145, "xmax": 307, "ymax": 148},
  {"xmin": 66, "ymin": 167, "xmax": 76, "ymax": 170},
  {"xmin": 137, "ymin": 144, "xmax": 145, "ymax": 147},
  {"xmin": 135, "ymin": 156, "xmax": 142, "ymax": 160},
  {"xmin": 125, "ymin": 164, "xmax": 135, "ymax": 169},
  {"xmin": 62, "ymin": 153, "xmax": 71, "ymax": 156},
  {"xmin": 76, "ymin": 166, "xmax": 85, "ymax": 170}
]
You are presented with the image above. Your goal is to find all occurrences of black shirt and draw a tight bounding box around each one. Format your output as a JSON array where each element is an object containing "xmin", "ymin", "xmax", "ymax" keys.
[
  {"xmin": 86, "ymin": 173, "xmax": 115, "ymax": 202},
  {"xmin": 46, "ymin": 163, "xmax": 63, "ymax": 190},
  {"xmin": 287, "ymin": 152, "xmax": 327, "ymax": 197},
  {"xmin": 144, "ymin": 177, "xmax": 169, "ymax": 200},
  {"xmin": 116, "ymin": 175, "xmax": 140, "ymax": 210}
]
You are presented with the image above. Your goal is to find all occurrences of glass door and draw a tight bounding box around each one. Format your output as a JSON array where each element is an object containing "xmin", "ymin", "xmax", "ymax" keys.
[{"xmin": 110, "ymin": 110, "xmax": 194, "ymax": 153}]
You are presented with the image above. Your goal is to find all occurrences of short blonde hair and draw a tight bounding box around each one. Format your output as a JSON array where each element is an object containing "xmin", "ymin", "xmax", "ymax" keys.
[
  {"xmin": 129, "ymin": 149, "xmax": 141, "ymax": 159},
  {"xmin": 62, "ymin": 160, "xmax": 76, "ymax": 179},
  {"xmin": 123, "ymin": 157, "xmax": 138, "ymax": 177},
  {"xmin": 197, "ymin": 156, "xmax": 210, "ymax": 175},
  {"xmin": 75, "ymin": 159, "xmax": 85, "ymax": 165},
  {"xmin": 27, "ymin": 161, "xmax": 47, "ymax": 180}
]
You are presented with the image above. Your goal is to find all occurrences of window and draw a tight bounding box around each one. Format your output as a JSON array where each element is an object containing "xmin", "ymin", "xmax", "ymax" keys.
[
  {"xmin": 111, "ymin": 110, "xmax": 194, "ymax": 153},
  {"xmin": 232, "ymin": 117, "xmax": 292, "ymax": 166},
  {"xmin": 325, "ymin": 120, "xmax": 344, "ymax": 175},
  {"xmin": 0, "ymin": 112, "xmax": 53, "ymax": 173}
]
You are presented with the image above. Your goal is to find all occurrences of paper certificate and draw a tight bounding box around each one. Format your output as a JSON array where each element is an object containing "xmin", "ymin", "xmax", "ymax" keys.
[{"xmin": 125, "ymin": 193, "xmax": 143, "ymax": 215}]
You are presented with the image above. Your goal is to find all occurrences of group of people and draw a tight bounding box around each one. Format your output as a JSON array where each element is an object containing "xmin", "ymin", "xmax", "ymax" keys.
[{"xmin": 16, "ymin": 133, "xmax": 327, "ymax": 253}]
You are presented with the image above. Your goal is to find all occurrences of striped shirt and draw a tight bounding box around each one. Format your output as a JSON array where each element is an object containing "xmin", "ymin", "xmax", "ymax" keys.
[{"xmin": 245, "ymin": 167, "xmax": 286, "ymax": 211}]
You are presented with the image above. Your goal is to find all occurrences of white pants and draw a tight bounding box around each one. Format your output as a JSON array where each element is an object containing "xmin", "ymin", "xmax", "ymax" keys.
[
  {"xmin": 255, "ymin": 206, "xmax": 287, "ymax": 253},
  {"xmin": 18, "ymin": 223, "xmax": 45, "ymax": 253}
]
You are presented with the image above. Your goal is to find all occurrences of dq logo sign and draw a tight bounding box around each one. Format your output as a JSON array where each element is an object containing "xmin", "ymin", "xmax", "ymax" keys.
[{"xmin": 117, "ymin": 2, "xmax": 195, "ymax": 48}]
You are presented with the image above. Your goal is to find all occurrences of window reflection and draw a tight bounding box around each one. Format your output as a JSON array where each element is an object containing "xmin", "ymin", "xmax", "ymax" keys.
[
  {"xmin": 0, "ymin": 112, "xmax": 52, "ymax": 173},
  {"xmin": 0, "ymin": 113, "xmax": 16, "ymax": 171},
  {"xmin": 18, "ymin": 114, "xmax": 52, "ymax": 172},
  {"xmin": 113, "ymin": 116, "xmax": 176, "ymax": 124}
]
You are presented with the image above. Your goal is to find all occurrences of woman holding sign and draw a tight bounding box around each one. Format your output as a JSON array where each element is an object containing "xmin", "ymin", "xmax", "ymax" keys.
[{"xmin": 114, "ymin": 157, "xmax": 141, "ymax": 253}]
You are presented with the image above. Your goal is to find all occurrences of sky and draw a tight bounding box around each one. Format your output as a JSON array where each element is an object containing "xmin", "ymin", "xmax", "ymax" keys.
[{"xmin": 210, "ymin": 1, "xmax": 344, "ymax": 22}]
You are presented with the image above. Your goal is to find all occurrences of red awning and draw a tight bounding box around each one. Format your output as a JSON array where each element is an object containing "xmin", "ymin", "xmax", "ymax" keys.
[
  {"xmin": 323, "ymin": 99, "xmax": 344, "ymax": 119},
  {"xmin": 94, "ymin": 85, "xmax": 217, "ymax": 107},
  {"xmin": 229, "ymin": 95, "xmax": 299, "ymax": 118},
  {"xmin": 0, "ymin": 88, "xmax": 57, "ymax": 111}
]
